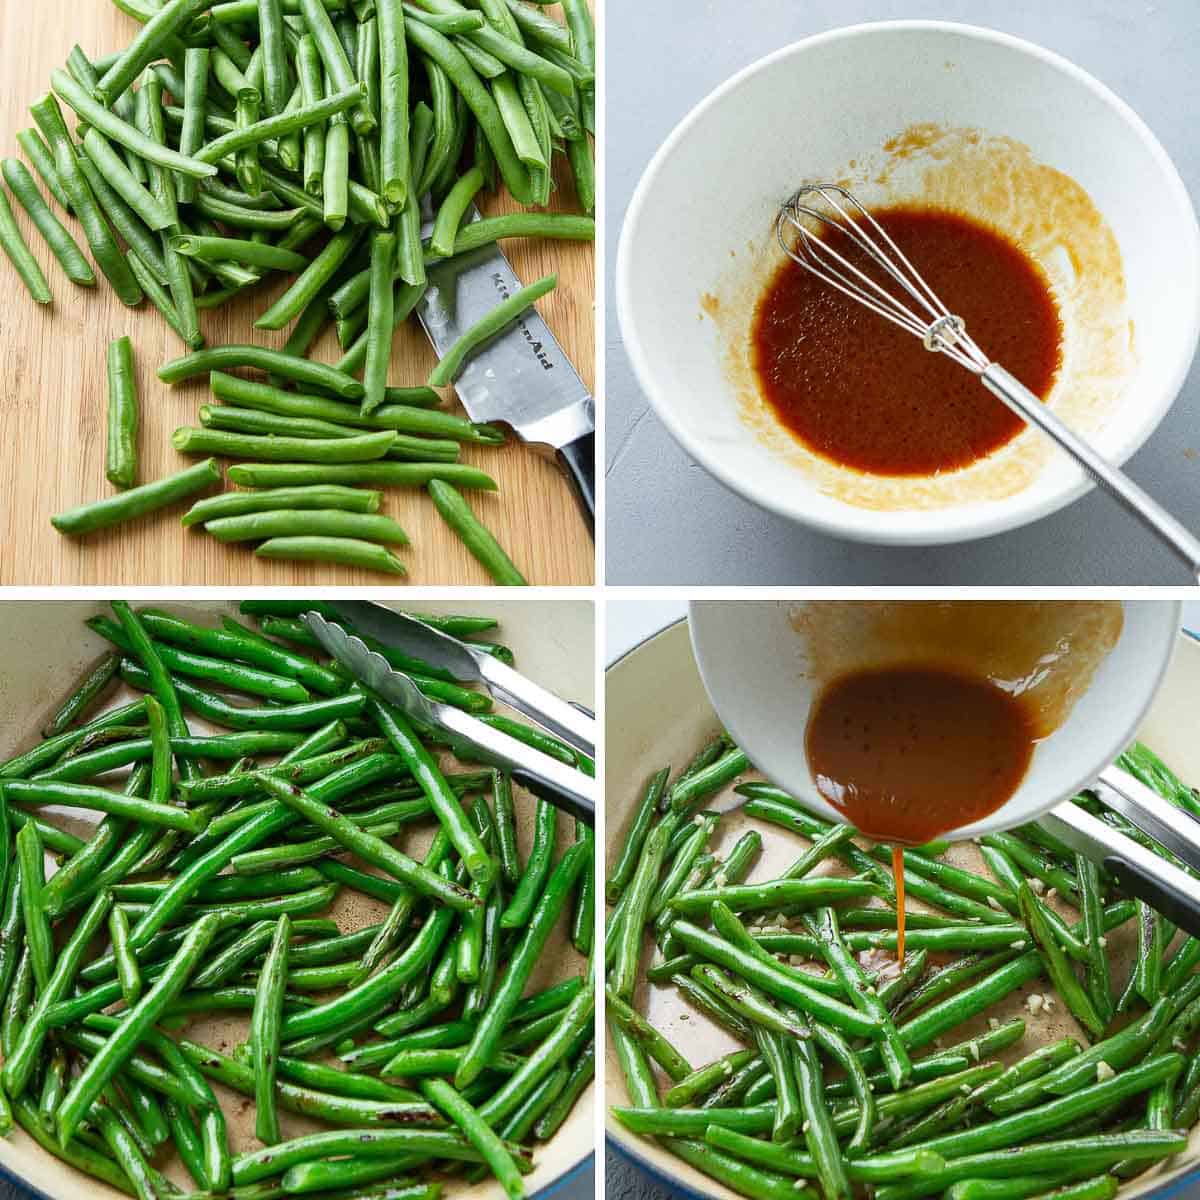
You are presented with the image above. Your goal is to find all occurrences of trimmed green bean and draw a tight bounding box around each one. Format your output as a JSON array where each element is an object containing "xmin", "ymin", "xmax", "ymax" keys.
[
  {"xmin": 105, "ymin": 335, "xmax": 139, "ymax": 488},
  {"xmin": 428, "ymin": 273, "xmax": 555, "ymax": 386}
]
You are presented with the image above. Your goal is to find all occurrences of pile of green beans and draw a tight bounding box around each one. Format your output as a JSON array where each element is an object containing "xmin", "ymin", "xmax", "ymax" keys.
[
  {"xmin": 607, "ymin": 731, "xmax": 1200, "ymax": 1200},
  {"xmin": 4, "ymin": 0, "xmax": 595, "ymax": 580},
  {"xmin": 0, "ymin": 600, "xmax": 594, "ymax": 1198}
]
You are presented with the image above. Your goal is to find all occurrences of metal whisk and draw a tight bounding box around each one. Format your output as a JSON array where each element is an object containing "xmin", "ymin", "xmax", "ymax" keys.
[{"xmin": 777, "ymin": 183, "xmax": 1200, "ymax": 579}]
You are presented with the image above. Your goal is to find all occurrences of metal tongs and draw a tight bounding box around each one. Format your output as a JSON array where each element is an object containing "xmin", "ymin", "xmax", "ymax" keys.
[
  {"xmin": 1041, "ymin": 764, "xmax": 1200, "ymax": 937},
  {"xmin": 301, "ymin": 601, "xmax": 595, "ymax": 826}
]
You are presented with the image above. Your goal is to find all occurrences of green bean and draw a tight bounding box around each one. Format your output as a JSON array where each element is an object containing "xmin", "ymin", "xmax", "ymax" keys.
[
  {"xmin": 611, "ymin": 818, "xmax": 670, "ymax": 999},
  {"xmin": 669, "ymin": 748, "xmax": 748, "ymax": 814},
  {"xmin": 89, "ymin": 615, "xmax": 313, "ymax": 704},
  {"xmin": 947, "ymin": 1178, "xmax": 1116, "ymax": 1200},
  {"xmin": 370, "ymin": 696, "xmax": 492, "ymax": 883},
  {"xmin": 51, "ymin": 71, "xmax": 215, "ymax": 179},
  {"xmin": 878, "ymin": 1133, "xmax": 1184, "ymax": 1200},
  {"xmin": 1016, "ymin": 881, "xmax": 1104, "ymax": 1037},
  {"xmin": 233, "ymin": 1127, "xmax": 496, "ymax": 1186},
  {"xmin": 160, "ymin": 344, "xmax": 363, "ymax": 397},
  {"xmin": 194, "ymin": 84, "xmax": 367, "ymax": 167},
  {"xmin": 436, "ymin": 211, "xmax": 594, "ymax": 259},
  {"xmin": 672, "ymin": 877, "xmax": 880, "ymax": 917},
  {"xmin": 416, "ymin": 1078, "xmax": 520, "ymax": 1200},
  {"xmin": 377, "ymin": 0, "xmax": 411, "ymax": 204},
  {"xmin": 191, "ymin": 919, "xmax": 341, "ymax": 989},
  {"xmin": 608, "ymin": 767, "xmax": 669, "ymax": 904},
  {"xmin": 119, "ymin": 867, "xmax": 325, "ymax": 904},
  {"xmin": 323, "ymin": 110, "xmax": 350, "ymax": 228},
  {"xmin": 12, "ymin": 824, "xmax": 54, "ymax": 997},
  {"xmin": 79, "ymin": 128, "xmax": 174, "ymax": 235},
  {"xmin": 808, "ymin": 905, "xmax": 912, "ymax": 1087},
  {"xmin": 0, "ymin": 180, "xmax": 51, "ymax": 303},
  {"xmin": 479, "ymin": 770, "xmax": 519, "ymax": 891},
  {"xmin": 672, "ymin": 918, "xmax": 883, "ymax": 1037},
  {"xmin": 282, "ymin": 901, "xmax": 455, "ymax": 1042},
  {"xmin": 2, "ymin": 157, "xmax": 92, "ymax": 286},
  {"xmin": 94, "ymin": 0, "xmax": 205, "ymax": 104},
  {"xmin": 56, "ymin": 913, "xmax": 221, "ymax": 1143},
  {"xmin": 427, "ymin": 272, "xmax": 555, "ymax": 386},
  {"xmin": 403, "ymin": 17, "xmax": 530, "ymax": 201},
  {"xmin": 52, "ymin": 458, "xmax": 221, "ymax": 536},
  {"xmin": 209, "ymin": 371, "xmax": 493, "ymax": 439},
  {"xmin": 41, "ymin": 655, "xmax": 122, "ymax": 741},
  {"xmin": 15, "ymin": 127, "xmax": 70, "ymax": 211},
  {"xmin": 258, "ymin": 771, "xmax": 479, "ymax": 912},
  {"xmin": 257, "ymin": 225, "xmax": 361, "ymax": 330},
  {"xmin": 110, "ymin": 905, "xmax": 143, "ymax": 1007},
  {"xmin": 479, "ymin": 977, "xmax": 594, "ymax": 1125},
  {"xmin": 651, "ymin": 814, "xmax": 718, "ymax": 921},
  {"xmin": 382, "ymin": 1045, "xmax": 522, "ymax": 1077},
  {"xmin": 204, "ymin": 508, "xmax": 410, "ymax": 547},
  {"xmin": 425, "ymin": 163, "xmax": 484, "ymax": 260},
  {"xmin": 665, "ymin": 1136, "xmax": 808, "ymax": 1200},
  {"xmin": 288, "ymin": 35, "xmax": 324, "ymax": 193},
  {"xmin": 456, "ymin": 838, "xmax": 587, "ymax": 1088},
  {"xmin": 71, "ymin": 154, "xmax": 169, "ymax": 290},
  {"xmin": 36, "ymin": 804, "xmax": 135, "ymax": 920},
  {"xmin": 171, "ymin": 47, "xmax": 209, "ymax": 208},
  {"xmin": 417, "ymin": 56, "xmax": 456, "ymax": 196},
  {"xmin": 424, "ymin": 479, "xmax": 526, "ymax": 584},
  {"xmin": 249, "ymin": 914, "xmax": 289, "ymax": 1144},
  {"xmin": 189, "ymin": 488, "xmax": 383, "ymax": 534},
  {"xmin": 6, "ymin": 778, "xmax": 206, "ymax": 832},
  {"xmin": 169, "ymin": 234, "xmax": 307, "ymax": 274},
  {"xmin": 363, "ymin": 228, "xmax": 397, "ymax": 414},
  {"xmin": 174, "ymin": 425, "xmax": 398, "ymax": 463},
  {"xmin": 994, "ymin": 998, "xmax": 1173, "ymax": 1114},
  {"xmin": 693, "ymin": 962, "xmax": 824, "ymax": 1044},
  {"xmin": 2, "ymin": 887, "xmax": 112, "ymax": 1098},
  {"xmin": 103, "ymin": 335, "xmax": 139, "ymax": 489}
]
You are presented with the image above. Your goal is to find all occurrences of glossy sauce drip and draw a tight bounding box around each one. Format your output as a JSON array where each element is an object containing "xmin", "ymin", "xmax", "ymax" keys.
[
  {"xmin": 891, "ymin": 845, "xmax": 906, "ymax": 965},
  {"xmin": 806, "ymin": 663, "xmax": 1037, "ymax": 846},
  {"xmin": 751, "ymin": 207, "xmax": 1063, "ymax": 475}
]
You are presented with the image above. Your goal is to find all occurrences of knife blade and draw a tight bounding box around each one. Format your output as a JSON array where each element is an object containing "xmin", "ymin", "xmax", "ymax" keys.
[
  {"xmin": 324, "ymin": 600, "xmax": 595, "ymax": 759},
  {"xmin": 416, "ymin": 208, "xmax": 594, "ymax": 528}
]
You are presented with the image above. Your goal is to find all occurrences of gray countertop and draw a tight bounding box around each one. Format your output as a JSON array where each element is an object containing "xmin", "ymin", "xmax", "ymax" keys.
[{"xmin": 604, "ymin": 0, "xmax": 1200, "ymax": 584}]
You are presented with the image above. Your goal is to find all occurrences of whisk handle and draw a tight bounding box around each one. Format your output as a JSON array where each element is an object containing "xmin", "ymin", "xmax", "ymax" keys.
[{"xmin": 981, "ymin": 364, "xmax": 1200, "ymax": 580}]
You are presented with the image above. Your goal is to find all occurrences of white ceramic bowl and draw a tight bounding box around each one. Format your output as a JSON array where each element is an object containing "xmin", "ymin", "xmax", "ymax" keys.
[
  {"xmin": 688, "ymin": 599, "xmax": 1181, "ymax": 839},
  {"xmin": 616, "ymin": 21, "xmax": 1200, "ymax": 546}
]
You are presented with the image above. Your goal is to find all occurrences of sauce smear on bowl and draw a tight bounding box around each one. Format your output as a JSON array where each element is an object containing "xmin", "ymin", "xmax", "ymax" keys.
[{"xmin": 752, "ymin": 206, "xmax": 1062, "ymax": 475}]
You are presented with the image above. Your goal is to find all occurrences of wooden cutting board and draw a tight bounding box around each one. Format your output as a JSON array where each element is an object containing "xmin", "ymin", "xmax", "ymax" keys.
[{"xmin": 0, "ymin": 2, "xmax": 595, "ymax": 585}]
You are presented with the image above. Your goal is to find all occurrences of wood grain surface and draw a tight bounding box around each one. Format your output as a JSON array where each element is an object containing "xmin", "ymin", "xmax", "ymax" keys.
[{"xmin": 0, "ymin": 2, "xmax": 595, "ymax": 586}]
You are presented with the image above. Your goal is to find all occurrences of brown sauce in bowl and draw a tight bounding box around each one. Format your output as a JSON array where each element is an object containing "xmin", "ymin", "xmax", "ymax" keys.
[
  {"xmin": 751, "ymin": 206, "xmax": 1063, "ymax": 475},
  {"xmin": 806, "ymin": 662, "xmax": 1038, "ymax": 847}
]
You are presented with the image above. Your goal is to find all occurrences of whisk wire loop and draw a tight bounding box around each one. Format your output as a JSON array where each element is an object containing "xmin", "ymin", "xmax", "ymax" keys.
[{"xmin": 776, "ymin": 183, "xmax": 991, "ymax": 373}]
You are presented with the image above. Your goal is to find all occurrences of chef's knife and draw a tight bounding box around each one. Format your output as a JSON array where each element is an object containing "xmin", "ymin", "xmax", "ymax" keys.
[{"xmin": 416, "ymin": 208, "xmax": 595, "ymax": 530}]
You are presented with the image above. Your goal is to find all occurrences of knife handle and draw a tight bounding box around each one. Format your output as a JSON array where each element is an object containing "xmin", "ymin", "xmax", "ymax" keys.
[
  {"xmin": 1103, "ymin": 854, "xmax": 1200, "ymax": 938},
  {"xmin": 558, "ymin": 432, "xmax": 594, "ymax": 532}
]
